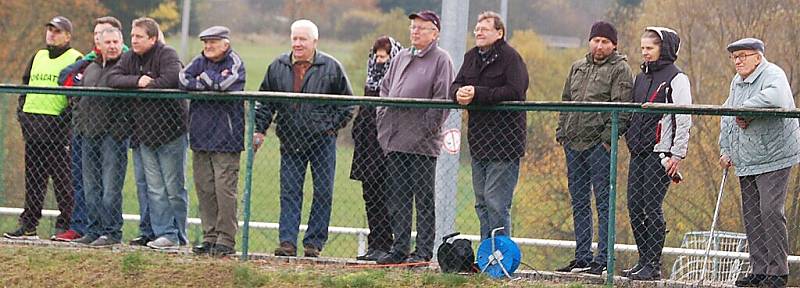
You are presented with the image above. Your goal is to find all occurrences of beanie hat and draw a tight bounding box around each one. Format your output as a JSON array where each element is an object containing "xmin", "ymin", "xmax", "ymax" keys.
[{"xmin": 589, "ymin": 21, "xmax": 618, "ymax": 45}]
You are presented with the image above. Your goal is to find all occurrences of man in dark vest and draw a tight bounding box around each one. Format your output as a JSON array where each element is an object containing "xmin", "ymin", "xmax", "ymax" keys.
[{"xmin": 5, "ymin": 16, "xmax": 83, "ymax": 240}]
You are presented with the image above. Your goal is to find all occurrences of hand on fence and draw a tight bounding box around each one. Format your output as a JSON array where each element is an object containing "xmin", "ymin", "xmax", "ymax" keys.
[
  {"xmin": 138, "ymin": 75, "xmax": 153, "ymax": 88},
  {"xmin": 253, "ymin": 132, "xmax": 265, "ymax": 152},
  {"xmin": 456, "ymin": 85, "xmax": 474, "ymax": 105},
  {"xmin": 719, "ymin": 154, "xmax": 732, "ymax": 168},
  {"xmin": 735, "ymin": 116, "xmax": 750, "ymax": 129}
]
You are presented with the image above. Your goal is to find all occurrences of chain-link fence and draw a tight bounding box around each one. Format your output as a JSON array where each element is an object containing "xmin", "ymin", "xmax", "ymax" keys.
[{"xmin": 2, "ymin": 85, "xmax": 800, "ymax": 286}]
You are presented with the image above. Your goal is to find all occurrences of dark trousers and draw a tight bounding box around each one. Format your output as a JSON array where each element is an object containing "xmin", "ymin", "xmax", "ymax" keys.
[
  {"xmin": 626, "ymin": 152, "xmax": 670, "ymax": 265},
  {"xmin": 362, "ymin": 178, "xmax": 393, "ymax": 252},
  {"xmin": 740, "ymin": 167, "xmax": 791, "ymax": 276},
  {"xmin": 21, "ymin": 141, "xmax": 73, "ymax": 230},
  {"xmin": 564, "ymin": 143, "xmax": 609, "ymax": 264},
  {"xmin": 385, "ymin": 152, "xmax": 436, "ymax": 259}
]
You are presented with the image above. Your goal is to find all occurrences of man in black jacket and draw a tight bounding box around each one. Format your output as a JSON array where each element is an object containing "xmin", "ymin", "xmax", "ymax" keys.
[
  {"xmin": 450, "ymin": 11, "xmax": 529, "ymax": 241},
  {"xmin": 5, "ymin": 16, "xmax": 83, "ymax": 240},
  {"xmin": 107, "ymin": 17, "xmax": 187, "ymax": 250},
  {"xmin": 253, "ymin": 19, "xmax": 354, "ymax": 258},
  {"xmin": 71, "ymin": 27, "xmax": 130, "ymax": 247}
]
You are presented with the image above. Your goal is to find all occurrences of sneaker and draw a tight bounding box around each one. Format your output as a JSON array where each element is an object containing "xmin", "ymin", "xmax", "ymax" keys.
[
  {"xmin": 585, "ymin": 262, "xmax": 607, "ymax": 275},
  {"xmin": 629, "ymin": 262, "xmax": 661, "ymax": 281},
  {"xmin": 622, "ymin": 262, "xmax": 643, "ymax": 277},
  {"xmin": 147, "ymin": 237, "xmax": 179, "ymax": 250},
  {"xmin": 555, "ymin": 259, "xmax": 591, "ymax": 273},
  {"xmin": 356, "ymin": 249, "xmax": 388, "ymax": 261},
  {"xmin": 192, "ymin": 242, "xmax": 214, "ymax": 255},
  {"xmin": 735, "ymin": 274, "xmax": 767, "ymax": 287},
  {"xmin": 129, "ymin": 235, "xmax": 153, "ymax": 246},
  {"xmin": 49, "ymin": 228, "xmax": 67, "ymax": 240},
  {"xmin": 404, "ymin": 253, "xmax": 431, "ymax": 264},
  {"xmin": 376, "ymin": 252, "xmax": 407, "ymax": 265},
  {"xmin": 211, "ymin": 244, "xmax": 235, "ymax": 257},
  {"xmin": 762, "ymin": 275, "xmax": 788, "ymax": 288},
  {"xmin": 4, "ymin": 227, "xmax": 38, "ymax": 240},
  {"xmin": 303, "ymin": 244, "xmax": 321, "ymax": 257},
  {"xmin": 89, "ymin": 236, "xmax": 120, "ymax": 247},
  {"xmin": 274, "ymin": 241, "xmax": 297, "ymax": 257},
  {"xmin": 72, "ymin": 235, "xmax": 98, "ymax": 245},
  {"xmin": 53, "ymin": 229, "xmax": 81, "ymax": 242}
]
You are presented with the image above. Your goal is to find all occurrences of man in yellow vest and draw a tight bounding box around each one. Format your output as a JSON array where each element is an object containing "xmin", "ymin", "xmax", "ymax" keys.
[{"xmin": 4, "ymin": 16, "xmax": 83, "ymax": 240}]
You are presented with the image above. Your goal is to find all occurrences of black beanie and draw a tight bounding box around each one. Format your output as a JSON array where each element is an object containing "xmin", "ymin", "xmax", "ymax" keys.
[{"xmin": 589, "ymin": 21, "xmax": 618, "ymax": 45}]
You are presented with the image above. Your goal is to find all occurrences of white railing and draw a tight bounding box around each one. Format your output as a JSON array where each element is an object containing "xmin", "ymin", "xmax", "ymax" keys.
[{"xmin": 1, "ymin": 207, "xmax": 799, "ymax": 263}]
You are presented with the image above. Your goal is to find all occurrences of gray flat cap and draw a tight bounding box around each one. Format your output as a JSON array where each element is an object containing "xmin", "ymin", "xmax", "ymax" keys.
[
  {"xmin": 727, "ymin": 38, "xmax": 764, "ymax": 53},
  {"xmin": 199, "ymin": 26, "xmax": 230, "ymax": 40}
]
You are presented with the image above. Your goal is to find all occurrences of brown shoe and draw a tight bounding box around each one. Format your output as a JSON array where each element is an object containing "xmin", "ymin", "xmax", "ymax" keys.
[
  {"xmin": 303, "ymin": 244, "xmax": 321, "ymax": 257},
  {"xmin": 274, "ymin": 241, "xmax": 296, "ymax": 256}
]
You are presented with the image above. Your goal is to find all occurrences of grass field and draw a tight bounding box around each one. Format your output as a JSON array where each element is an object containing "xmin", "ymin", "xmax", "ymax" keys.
[{"xmin": 0, "ymin": 244, "xmax": 594, "ymax": 287}]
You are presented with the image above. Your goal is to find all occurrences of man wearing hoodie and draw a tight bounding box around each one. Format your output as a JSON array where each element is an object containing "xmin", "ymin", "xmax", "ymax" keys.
[
  {"xmin": 53, "ymin": 16, "xmax": 126, "ymax": 242},
  {"xmin": 555, "ymin": 21, "xmax": 633, "ymax": 275},
  {"xmin": 4, "ymin": 16, "xmax": 83, "ymax": 240}
]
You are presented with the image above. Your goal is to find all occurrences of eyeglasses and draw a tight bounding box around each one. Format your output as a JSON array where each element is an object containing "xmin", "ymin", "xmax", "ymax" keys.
[
  {"xmin": 409, "ymin": 25, "xmax": 436, "ymax": 32},
  {"xmin": 473, "ymin": 27, "xmax": 496, "ymax": 34},
  {"xmin": 729, "ymin": 52, "xmax": 759, "ymax": 62}
]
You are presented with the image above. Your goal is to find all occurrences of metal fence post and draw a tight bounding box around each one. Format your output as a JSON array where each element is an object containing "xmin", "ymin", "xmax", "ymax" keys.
[
  {"xmin": 0, "ymin": 96, "xmax": 6, "ymax": 205},
  {"xmin": 240, "ymin": 100, "xmax": 257, "ymax": 260},
  {"xmin": 606, "ymin": 111, "xmax": 620, "ymax": 286}
]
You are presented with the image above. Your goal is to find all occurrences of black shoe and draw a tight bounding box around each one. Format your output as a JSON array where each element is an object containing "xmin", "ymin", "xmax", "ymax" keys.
[
  {"xmin": 211, "ymin": 244, "xmax": 235, "ymax": 257},
  {"xmin": 555, "ymin": 259, "xmax": 591, "ymax": 273},
  {"xmin": 735, "ymin": 274, "xmax": 766, "ymax": 287},
  {"xmin": 3, "ymin": 227, "xmax": 38, "ymax": 240},
  {"xmin": 192, "ymin": 242, "xmax": 214, "ymax": 255},
  {"xmin": 129, "ymin": 235, "xmax": 153, "ymax": 246},
  {"xmin": 585, "ymin": 262, "xmax": 606, "ymax": 275},
  {"xmin": 404, "ymin": 253, "xmax": 431, "ymax": 264},
  {"xmin": 356, "ymin": 249, "xmax": 388, "ymax": 261},
  {"xmin": 761, "ymin": 275, "xmax": 787, "ymax": 288},
  {"xmin": 629, "ymin": 263, "xmax": 661, "ymax": 281},
  {"xmin": 376, "ymin": 252, "xmax": 407, "ymax": 265},
  {"xmin": 622, "ymin": 263, "xmax": 643, "ymax": 277}
]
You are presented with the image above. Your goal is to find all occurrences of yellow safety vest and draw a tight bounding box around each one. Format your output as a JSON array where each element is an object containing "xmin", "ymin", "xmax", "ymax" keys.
[{"xmin": 22, "ymin": 48, "xmax": 83, "ymax": 115}]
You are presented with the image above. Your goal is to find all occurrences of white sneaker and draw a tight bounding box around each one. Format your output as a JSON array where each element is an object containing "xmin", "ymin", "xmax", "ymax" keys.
[{"xmin": 146, "ymin": 237, "xmax": 178, "ymax": 250}]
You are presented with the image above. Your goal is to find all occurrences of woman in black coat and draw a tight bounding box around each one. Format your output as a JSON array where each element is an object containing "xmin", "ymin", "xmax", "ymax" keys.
[{"xmin": 351, "ymin": 36, "xmax": 402, "ymax": 261}]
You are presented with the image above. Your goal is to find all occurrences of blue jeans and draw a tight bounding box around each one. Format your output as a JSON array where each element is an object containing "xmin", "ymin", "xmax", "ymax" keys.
[
  {"xmin": 472, "ymin": 159, "xmax": 520, "ymax": 240},
  {"xmin": 69, "ymin": 135, "xmax": 87, "ymax": 235},
  {"xmin": 278, "ymin": 136, "xmax": 336, "ymax": 249},
  {"xmin": 140, "ymin": 135, "xmax": 188, "ymax": 244},
  {"xmin": 82, "ymin": 135, "xmax": 128, "ymax": 241},
  {"xmin": 133, "ymin": 147, "xmax": 153, "ymax": 239},
  {"xmin": 564, "ymin": 143, "xmax": 610, "ymax": 264}
]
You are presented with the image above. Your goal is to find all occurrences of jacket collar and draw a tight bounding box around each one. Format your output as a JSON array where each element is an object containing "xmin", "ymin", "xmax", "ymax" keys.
[
  {"xmin": 736, "ymin": 57, "xmax": 770, "ymax": 85},
  {"xmin": 411, "ymin": 40, "xmax": 438, "ymax": 58},
  {"xmin": 202, "ymin": 47, "xmax": 233, "ymax": 63},
  {"xmin": 585, "ymin": 51, "xmax": 625, "ymax": 66},
  {"xmin": 136, "ymin": 41, "xmax": 163, "ymax": 62}
]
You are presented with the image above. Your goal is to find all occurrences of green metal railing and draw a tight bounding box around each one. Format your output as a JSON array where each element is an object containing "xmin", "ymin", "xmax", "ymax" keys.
[{"xmin": 3, "ymin": 84, "xmax": 800, "ymax": 286}]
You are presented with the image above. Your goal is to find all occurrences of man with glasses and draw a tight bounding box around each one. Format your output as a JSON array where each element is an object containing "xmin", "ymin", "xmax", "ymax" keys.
[
  {"xmin": 720, "ymin": 38, "xmax": 799, "ymax": 288},
  {"xmin": 375, "ymin": 10, "xmax": 454, "ymax": 264},
  {"xmin": 450, "ymin": 11, "xmax": 529, "ymax": 241}
]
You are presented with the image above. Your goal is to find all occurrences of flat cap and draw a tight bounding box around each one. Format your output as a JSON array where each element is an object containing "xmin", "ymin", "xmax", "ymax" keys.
[
  {"xmin": 198, "ymin": 26, "xmax": 230, "ymax": 40},
  {"xmin": 46, "ymin": 16, "xmax": 73, "ymax": 34},
  {"xmin": 727, "ymin": 37, "xmax": 764, "ymax": 53},
  {"xmin": 409, "ymin": 10, "xmax": 441, "ymax": 31}
]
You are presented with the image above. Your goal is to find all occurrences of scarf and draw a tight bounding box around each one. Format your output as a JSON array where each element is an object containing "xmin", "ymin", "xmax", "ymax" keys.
[{"xmin": 365, "ymin": 37, "xmax": 403, "ymax": 92}]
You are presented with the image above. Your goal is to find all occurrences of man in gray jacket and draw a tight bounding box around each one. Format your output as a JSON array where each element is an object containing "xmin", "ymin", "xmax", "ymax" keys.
[
  {"xmin": 719, "ymin": 38, "xmax": 799, "ymax": 288},
  {"xmin": 375, "ymin": 10, "xmax": 454, "ymax": 264}
]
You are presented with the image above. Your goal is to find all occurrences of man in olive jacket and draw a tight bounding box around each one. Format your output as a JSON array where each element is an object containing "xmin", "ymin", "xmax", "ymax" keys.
[
  {"xmin": 554, "ymin": 21, "xmax": 633, "ymax": 275},
  {"xmin": 450, "ymin": 11, "xmax": 528, "ymax": 241},
  {"xmin": 253, "ymin": 20, "xmax": 354, "ymax": 258},
  {"xmin": 107, "ymin": 17, "xmax": 188, "ymax": 250}
]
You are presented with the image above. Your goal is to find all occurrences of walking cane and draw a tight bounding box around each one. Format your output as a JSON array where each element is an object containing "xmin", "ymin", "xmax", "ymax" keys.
[{"xmin": 700, "ymin": 167, "xmax": 729, "ymax": 283}]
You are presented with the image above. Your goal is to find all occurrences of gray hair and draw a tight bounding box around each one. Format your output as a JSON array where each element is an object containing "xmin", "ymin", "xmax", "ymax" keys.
[
  {"xmin": 291, "ymin": 19, "xmax": 319, "ymax": 40},
  {"xmin": 99, "ymin": 27, "xmax": 123, "ymax": 40}
]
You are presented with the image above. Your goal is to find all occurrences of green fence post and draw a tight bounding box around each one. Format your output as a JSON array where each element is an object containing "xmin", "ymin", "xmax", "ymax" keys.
[
  {"xmin": 240, "ymin": 100, "xmax": 257, "ymax": 261},
  {"xmin": 0, "ymin": 96, "xmax": 6, "ymax": 205},
  {"xmin": 606, "ymin": 111, "xmax": 620, "ymax": 286}
]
